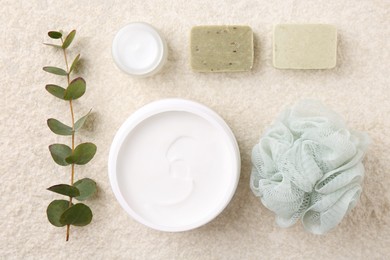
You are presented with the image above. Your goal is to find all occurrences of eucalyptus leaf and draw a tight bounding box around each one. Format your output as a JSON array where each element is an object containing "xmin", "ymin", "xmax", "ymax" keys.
[
  {"xmin": 49, "ymin": 144, "xmax": 72, "ymax": 166},
  {"xmin": 44, "ymin": 29, "xmax": 98, "ymax": 237},
  {"xmin": 65, "ymin": 142, "xmax": 96, "ymax": 165},
  {"xmin": 43, "ymin": 66, "xmax": 68, "ymax": 76},
  {"xmin": 69, "ymin": 54, "xmax": 80, "ymax": 73},
  {"xmin": 74, "ymin": 109, "xmax": 91, "ymax": 131},
  {"xmin": 47, "ymin": 200, "xmax": 72, "ymax": 227},
  {"xmin": 62, "ymin": 30, "xmax": 76, "ymax": 49},
  {"xmin": 73, "ymin": 178, "xmax": 97, "ymax": 201},
  {"xmin": 43, "ymin": 43, "xmax": 62, "ymax": 48},
  {"xmin": 45, "ymin": 84, "xmax": 65, "ymax": 99},
  {"xmin": 64, "ymin": 77, "xmax": 86, "ymax": 100},
  {"xmin": 48, "ymin": 31, "xmax": 62, "ymax": 39},
  {"xmin": 47, "ymin": 118, "xmax": 73, "ymax": 135},
  {"xmin": 60, "ymin": 203, "xmax": 92, "ymax": 226},
  {"xmin": 48, "ymin": 184, "xmax": 80, "ymax": 197}
]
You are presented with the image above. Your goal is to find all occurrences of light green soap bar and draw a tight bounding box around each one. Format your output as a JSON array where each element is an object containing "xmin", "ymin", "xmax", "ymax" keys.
[
  {"xmin": 273, "ymin": 24, "xmax": 337, "ymax": 69},
  {"xmin": 190, "ymin": 25, "xmax": 254, "ymax": 72}
]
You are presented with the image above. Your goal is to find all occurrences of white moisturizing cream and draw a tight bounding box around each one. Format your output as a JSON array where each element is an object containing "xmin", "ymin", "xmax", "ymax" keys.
[
  {"xmin": 112, "ymin": 22, "xmax": 167, "ymax": 77},
  {"xmin": 108, "ymin": 99, "xmax": 240, "ymax": 231}
]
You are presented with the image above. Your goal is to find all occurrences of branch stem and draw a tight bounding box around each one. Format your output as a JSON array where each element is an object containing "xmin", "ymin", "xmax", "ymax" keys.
[{"xmin": 61, "ymin": 37, "xmax": 75, "ymax": 242}]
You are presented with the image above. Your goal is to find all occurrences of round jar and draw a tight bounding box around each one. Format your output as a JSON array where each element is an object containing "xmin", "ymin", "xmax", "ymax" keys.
[
  {"xmin": 108, "ymin": 99, "xmax": 241, "ymax": 231},
  {"xmin": 112, "ymin": 22, "xmax": 168, "ymax": 77}
]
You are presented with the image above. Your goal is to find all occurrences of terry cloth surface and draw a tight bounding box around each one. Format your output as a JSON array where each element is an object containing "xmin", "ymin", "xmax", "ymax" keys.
[{"xmin": 1, "ymin": 0, "xmax": 389, "ymax": 259}]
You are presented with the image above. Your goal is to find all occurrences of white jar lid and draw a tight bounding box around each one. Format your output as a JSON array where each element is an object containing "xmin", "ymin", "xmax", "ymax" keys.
[
  {"xmin": 112, "ymin": 22, "xmax": 167, "ymax": 77},
  {"xmin": 108, "ymin": 99, "xmax": 241, "ymax": 231}
]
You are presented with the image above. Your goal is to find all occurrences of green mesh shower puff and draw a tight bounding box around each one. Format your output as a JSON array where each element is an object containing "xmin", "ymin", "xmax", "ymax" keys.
[{"xmin": 250, "ymin": 100, "xmax": 370, "ymax": 234}]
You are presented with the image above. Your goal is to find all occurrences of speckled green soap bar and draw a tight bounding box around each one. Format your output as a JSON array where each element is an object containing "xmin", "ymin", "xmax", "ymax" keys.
[
  {"xmin": 273, "ymin": 24, "xmax": 337, "ymax": 69},
  {"xmin": 190, "ymin": 25, "xmax": 254, "ymax": 72}
]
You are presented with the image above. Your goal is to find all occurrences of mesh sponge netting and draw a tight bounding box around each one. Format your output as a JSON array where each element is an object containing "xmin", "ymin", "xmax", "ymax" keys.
[{"xmin": 250, "ymin": 100, "xmax": 370, "ymax": 234}]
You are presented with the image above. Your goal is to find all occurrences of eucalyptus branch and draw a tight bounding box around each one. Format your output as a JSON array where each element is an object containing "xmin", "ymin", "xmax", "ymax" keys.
[{"xmin": 43, "ymin": 30, "xmax": 97, "ymax": 242}]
